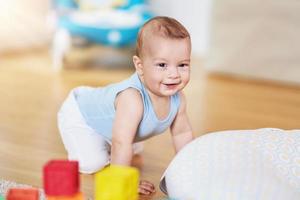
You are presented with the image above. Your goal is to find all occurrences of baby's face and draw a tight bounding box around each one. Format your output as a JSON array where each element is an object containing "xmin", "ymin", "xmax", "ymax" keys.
[{"xmin": 139, "ymin": 35, "xmax": 191, "ymax": 97}]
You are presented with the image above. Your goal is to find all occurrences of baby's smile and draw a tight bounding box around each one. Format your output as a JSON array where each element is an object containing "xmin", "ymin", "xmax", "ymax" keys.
[{"xmin": 163, "ymin": 82, "xmax": 181, "ymax": 90}]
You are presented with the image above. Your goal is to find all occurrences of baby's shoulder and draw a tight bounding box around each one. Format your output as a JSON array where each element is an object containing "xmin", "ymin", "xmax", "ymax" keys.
[
  {"xmin": 116, "ymin": 88, "xmax": 143, "ymax": 104},
  {"xmin": 120, "ymin": 87, "xmax": 142, "ymax": 97},
  {"xmin": 115, "ymin": 88, "xmax": 144, "ymax": 116}
]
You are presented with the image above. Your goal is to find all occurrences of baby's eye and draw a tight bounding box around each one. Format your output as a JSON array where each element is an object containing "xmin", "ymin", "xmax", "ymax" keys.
[
  {"xmin": 178, "ymin": 63, "xmax": 189, "ymax": 67},
  {"xmin": 158, "ymin": 63, "xmax": 167, "ymax": 68}
]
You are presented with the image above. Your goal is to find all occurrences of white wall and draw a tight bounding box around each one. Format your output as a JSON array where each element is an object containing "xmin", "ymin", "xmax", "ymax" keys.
[
  {"xmin": 0, "ymin": 0, "xmax": 52, "ymax": 52},
  {"xmin": 206, "ymin": 0, "xmax": 300, "ymax": 85},
  {"xmin": 149, "ymin": 0, "xmax": 212, "ymax": 57}
]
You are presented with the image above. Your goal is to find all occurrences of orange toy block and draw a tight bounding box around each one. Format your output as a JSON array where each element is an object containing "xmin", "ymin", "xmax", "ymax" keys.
[
  {"xmin": 7, "ymin": 188, "xmax": 39, "ymax": 200},
  {"xmin": 46, "ymin": 192, "xmax": 84, "ymax": 200}
]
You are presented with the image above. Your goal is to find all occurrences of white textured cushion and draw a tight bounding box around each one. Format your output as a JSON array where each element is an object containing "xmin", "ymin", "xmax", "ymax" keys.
[{"xmin": 160, "ymin": 128, "xmax": 300, "ymax": 200}]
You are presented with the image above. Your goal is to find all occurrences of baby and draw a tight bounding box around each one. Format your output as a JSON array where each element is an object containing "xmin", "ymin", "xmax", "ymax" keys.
[{"xmin": 57, "ymin": 16, "xmax": 194, "ymax": 195}]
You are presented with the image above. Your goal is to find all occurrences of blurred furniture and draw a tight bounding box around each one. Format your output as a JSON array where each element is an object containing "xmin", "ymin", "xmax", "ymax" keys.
[{"xmin": 52, "ymin": 0, "xmax": 153, "ymax": 70}]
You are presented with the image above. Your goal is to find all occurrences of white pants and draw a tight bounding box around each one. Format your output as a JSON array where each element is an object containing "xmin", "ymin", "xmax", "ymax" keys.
[{"xmin": 57, "ymin": 87, "xmax": 143, "ymax": 174}]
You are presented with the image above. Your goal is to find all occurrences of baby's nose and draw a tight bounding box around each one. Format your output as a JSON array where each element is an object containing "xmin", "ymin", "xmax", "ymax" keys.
[{"xmin": 167, "ymin": 66, "xmax": 179, "ymax": 78}]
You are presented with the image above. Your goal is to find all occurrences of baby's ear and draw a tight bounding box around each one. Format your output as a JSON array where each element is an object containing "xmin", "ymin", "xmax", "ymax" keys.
[{"xmin": 133, "ymin": 55, "xmax": 143, "ymax": 76}]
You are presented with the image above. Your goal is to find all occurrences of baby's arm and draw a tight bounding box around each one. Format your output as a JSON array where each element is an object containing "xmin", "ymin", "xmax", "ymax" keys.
[
  {"xmin": 111, "ymin": 88, "xmax": 143, "ymax": 166},
  {"xmin": 111, "ymin": 88, "xmax": 156, "ymax": 195},
  {"xmin": 170, "ymin": 92, "xmax": 194, "ymax": 153}
]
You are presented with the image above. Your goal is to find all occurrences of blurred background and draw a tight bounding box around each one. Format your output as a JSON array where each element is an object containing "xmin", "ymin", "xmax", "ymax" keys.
[
  {"xmin": 1, "ymin": 0, "xmax": 300, "ymax": 82},
  {"xmin": 0, "ymin": 0, "xmax": 300, "ymax": 199}
]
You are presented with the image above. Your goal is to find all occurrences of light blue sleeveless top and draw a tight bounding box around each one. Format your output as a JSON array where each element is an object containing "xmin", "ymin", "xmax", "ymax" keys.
[{"xmin": 75, "ymin": 72, "xmax": 181, "ymax": 143}]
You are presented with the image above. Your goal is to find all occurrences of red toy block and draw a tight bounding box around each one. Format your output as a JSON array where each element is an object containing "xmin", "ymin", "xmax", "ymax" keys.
[
  {"xmin": 43, "ymin": 160, "xmax": 79, "ymax": 196},
  {"xmin": 7, "ymin": 188, "xmax": 39, "ymax": 200}
]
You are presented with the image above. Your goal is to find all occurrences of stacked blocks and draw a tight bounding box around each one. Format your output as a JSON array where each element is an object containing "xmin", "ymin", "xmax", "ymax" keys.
[
  {"xmin": 43, "ymin": 160, "xmax": 83, "ymax": 200},
  {"xmin": 95, "ymin": 165, "xmax": 139, "ymax": 200},
  {"xmin": 6, "ymin": 188, "xmax": 39, "ymax": 200}
]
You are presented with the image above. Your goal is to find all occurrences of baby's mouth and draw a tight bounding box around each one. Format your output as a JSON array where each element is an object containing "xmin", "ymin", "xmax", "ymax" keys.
[
  {"xmin": 163, "ymin": 82, "xmax": 180, "ymax": 89},
  {"xmin": 165, "ymin": 83, "xmax": 177, "ymax": 86},
  {"xmin": 164, "ymin": 81, "xmax": 181, "ymax": 86}
]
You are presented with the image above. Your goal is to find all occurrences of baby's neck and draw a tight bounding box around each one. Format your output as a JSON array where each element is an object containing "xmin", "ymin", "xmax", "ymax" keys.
[{"xmin": 147, "ymin": 91, "xmax": 171, "ymax": 121}]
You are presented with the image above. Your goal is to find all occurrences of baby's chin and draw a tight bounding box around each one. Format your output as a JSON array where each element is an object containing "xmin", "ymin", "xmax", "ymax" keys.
[{"xmin": 159, "ymin": 89, "xmax": 180, "ymax": 97}]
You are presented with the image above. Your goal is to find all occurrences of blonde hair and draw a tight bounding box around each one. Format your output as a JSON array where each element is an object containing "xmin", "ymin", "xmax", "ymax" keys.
[{"xmin": 136, "ymin": 16, "xmax": 191, "ymax": 58}]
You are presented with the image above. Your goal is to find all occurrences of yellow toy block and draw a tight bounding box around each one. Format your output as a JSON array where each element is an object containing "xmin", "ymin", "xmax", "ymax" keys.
[
  {"xmin": 46, "ymin": 192, "xmax": 84, "ymax": 200},
  {"xmin": 95, "ymin": 165, "xmax": 139, "ymax": 200}
]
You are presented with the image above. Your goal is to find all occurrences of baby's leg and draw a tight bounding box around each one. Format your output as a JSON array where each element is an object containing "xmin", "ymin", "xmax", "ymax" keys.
[
  {"xmin": 131, "ymin": 142, "xmax": 144, "ymax": 169},
  {"xmin": 57, "ymin": 88, "xmax": 110, "ymax": 174},
  {"xmin": 133, "ymin": 142, "xmax": 144, "ymax": 154}
]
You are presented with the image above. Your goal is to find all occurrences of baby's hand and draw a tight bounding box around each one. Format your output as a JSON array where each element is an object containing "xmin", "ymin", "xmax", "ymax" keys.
[{"xmin": 138, "ymin": 180, "xmax": 156, "ymax": 195}]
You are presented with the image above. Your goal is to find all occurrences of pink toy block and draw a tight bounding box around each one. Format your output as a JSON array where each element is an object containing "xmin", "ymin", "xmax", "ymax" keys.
[
  {"xmin": 43, "ymin": 160, "xmax": 79, "ymax": 196},
  {"xmin": 7, "ymin": 188, "xmax": 39, "ymax": 200}
]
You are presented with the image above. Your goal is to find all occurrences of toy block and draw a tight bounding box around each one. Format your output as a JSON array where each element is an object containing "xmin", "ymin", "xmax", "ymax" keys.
[
  {"xmin": 46, "ymin": 192, "xmax": 84, "ymax": 200},
  {"xmin": 95, "ymin": 165, "xmax": 139, "ymax": 200},
  {"xmin": 6, "ymin": 188, "xmax": 39, "ymax": 200},
  {"xmin": 43, "ymin": 160, "xmax": 79, "ymax": 196}
]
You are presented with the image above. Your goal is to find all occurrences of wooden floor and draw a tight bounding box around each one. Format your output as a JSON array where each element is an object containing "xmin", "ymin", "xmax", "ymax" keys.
[{"xmin": 0, "ymin": 48, "xmax": 300, "ymax": 199}]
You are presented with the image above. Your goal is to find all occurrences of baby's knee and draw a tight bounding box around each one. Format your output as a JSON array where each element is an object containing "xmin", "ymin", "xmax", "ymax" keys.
[{"xmin": 78, "ymin": 156, "xmax": 109, "ymax": 174}]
